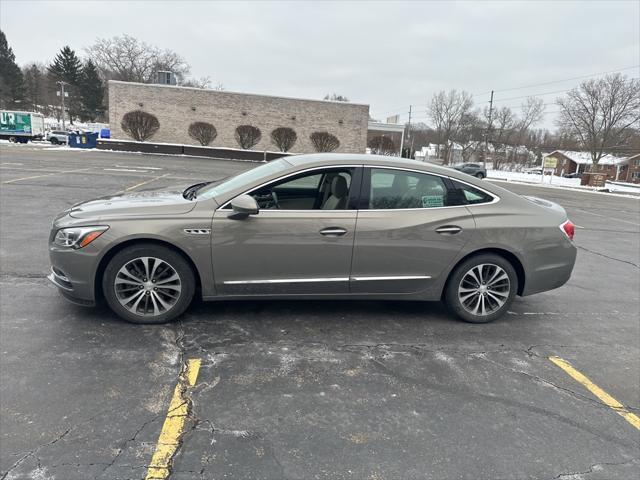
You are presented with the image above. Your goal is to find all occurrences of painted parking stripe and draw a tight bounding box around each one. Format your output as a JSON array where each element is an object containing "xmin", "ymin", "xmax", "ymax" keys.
[
  {"xmin": 145, "ymin": 358, "xmax": 201, "ymax": 480},
  {"xmin": 2, "ymin": 167, "xmax": 92, "ymax": 184},
  {"xmin": 116, "ymin": 164, "xmax": 164, "ymax": 170},
  {"xmin": 104, "ymin": 168, "xmax": 149, "ymax": 173},
  {"xmin": 549, "ymin": 356, "xmax": 640, "ymax": 430}
]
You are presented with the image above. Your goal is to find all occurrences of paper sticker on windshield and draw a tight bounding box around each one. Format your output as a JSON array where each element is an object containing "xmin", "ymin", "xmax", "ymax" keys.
[{"xmin": 422, "ymin": 195, "xmax": 444, "ymax": 208}]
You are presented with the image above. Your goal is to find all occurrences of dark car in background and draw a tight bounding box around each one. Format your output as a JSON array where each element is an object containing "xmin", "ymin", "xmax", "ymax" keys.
[{"xmin": 452, "ymin": 162, "xmax": 487, "ymax": 179}]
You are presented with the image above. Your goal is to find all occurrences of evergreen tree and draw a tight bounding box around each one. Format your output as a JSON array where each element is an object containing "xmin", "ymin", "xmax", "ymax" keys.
[
  {"xmin": 79, "ymin": 60, "xmax": 104, "ymax": 121},
  {"xmin": 0, "ymin": 30, "xmax": 25, "ymax": 108},
  {"xmin": 48, "ymin": 46, "xmax": 82, "ymax": 84},
  {"xmin": 48, "ymin": 46, "xmax": 83, "ymax": 122}
]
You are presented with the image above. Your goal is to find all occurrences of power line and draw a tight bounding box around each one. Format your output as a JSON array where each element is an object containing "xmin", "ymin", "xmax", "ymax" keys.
[{"xmin": 472, "ymin": 65, "xmax": 639, "ymax": 96}]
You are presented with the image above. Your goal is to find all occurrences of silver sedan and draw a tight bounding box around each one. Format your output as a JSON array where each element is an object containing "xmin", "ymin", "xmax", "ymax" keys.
[{"xmin": 48, "ymin": 154, "xmax": 577, "ymax": 324}]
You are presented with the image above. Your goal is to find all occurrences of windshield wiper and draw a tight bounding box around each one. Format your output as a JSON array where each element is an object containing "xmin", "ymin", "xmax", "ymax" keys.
[{"xmin": 183, "ymin": 182, "xmax": 210, "ymax": 200}]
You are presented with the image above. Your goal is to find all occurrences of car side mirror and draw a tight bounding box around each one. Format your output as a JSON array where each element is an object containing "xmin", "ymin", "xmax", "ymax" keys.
[{"xmin": 229, "ymin": 194, "xmax": 259, "ymax": 220}]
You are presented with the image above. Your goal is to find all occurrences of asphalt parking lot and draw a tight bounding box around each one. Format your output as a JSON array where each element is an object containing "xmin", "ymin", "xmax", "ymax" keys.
[{"xmin": 1, "ymin": 143, "xmax": 638, "ymax": 480}]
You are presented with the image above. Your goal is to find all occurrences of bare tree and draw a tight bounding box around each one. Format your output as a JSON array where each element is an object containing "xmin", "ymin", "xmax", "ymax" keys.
[
  {"xmin": 270, "ymin": 127, "xmax": 297, "ymax": 152},
  {"xmin": 557, "ymin": 74, "xmax": 640, "ymax": 168},
  {"xmin": 453, "ymin": 110, "xmax": 483, "ymax": 161},
  {"xmin": 310, "ymin": 131, "xmax": 340, "ymax": 152},
  {"xmin": 121, "ymin": 110, "xmax": 160, "ymax": 142},
  {"xmin": 368, "ymin": 135, "xmax": 397, "ymax": 155},
  {"xmin": 188, "ymin": 122, "xmax": 217, "ymax": 146},
  {"xmin": 182, "ymin": 76, "xmax": 212, "ymax": 89},
  {"xmin": 428, "ymin": 90, "xmax": 473, "ymax": 164},
  {"xmin": 235, "ymin": 125, "xmax": 261, "ymax": 149},
  {"xmin": 85, "ymin": 35, "xmax": 190, "ymax": 83},
  {"xmin": 485, "ymin": 106, "xmax": 516, "ymax": 170},
  {"xmin": 324, "ymin": 93, "xmax": 349, "ymax": 102}
]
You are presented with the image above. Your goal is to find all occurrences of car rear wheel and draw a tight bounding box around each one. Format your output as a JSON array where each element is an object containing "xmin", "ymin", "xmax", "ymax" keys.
[
  {"xmin": 50, "ymin": 137, "xmax": 59, "ymax": 145},
  {"xmin": 102, "ymin": 244, "xmax": 195, "ymax": 324},
  {"xmin": 444, "ymin": 254, "xmax": 517, "ymax": 323},
  {"xmin": 475, "ymin": 172, "xmax": 485, "ymax": 179}
]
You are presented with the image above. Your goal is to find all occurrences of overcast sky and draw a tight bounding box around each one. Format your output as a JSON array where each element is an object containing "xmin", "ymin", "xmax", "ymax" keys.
[{"xmin": 1, "ymin": 0, "xmax": 638, "ymax": 129}]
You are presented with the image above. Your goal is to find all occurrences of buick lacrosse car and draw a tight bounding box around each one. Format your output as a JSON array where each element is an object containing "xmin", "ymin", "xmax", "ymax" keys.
[{"xmin": 48, "ymin": 154, "xmax": 576, "ymax": 324}]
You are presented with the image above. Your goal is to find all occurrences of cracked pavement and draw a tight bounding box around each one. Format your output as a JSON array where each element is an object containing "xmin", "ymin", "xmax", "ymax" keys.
[{"xmin": 0, "ymin": 145, "xmax": 638, "ymax": 479}]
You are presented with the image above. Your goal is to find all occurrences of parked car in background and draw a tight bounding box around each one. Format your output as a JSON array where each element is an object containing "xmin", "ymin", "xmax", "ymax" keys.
[
  {"xmin": 46, "ymin": 130, "xmax": 69, "ymax": 145},
  {"xmin": 452, "ymin": 163, "xmax": 487, "ymax": 179},
  {"xmin": 523, "ymin": 167, "xmax": 543, "ymax": 175},
  {"xmin": 563, "ymin": 172, "xmax": 581, "ymax": 179},
  {"xmin": 48, "ymin": 154, "xmax": 577, "ymax": 325}
]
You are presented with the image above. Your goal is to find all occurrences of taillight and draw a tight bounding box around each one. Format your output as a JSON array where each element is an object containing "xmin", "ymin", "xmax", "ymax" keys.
[{"xmin": 560, "ymin": 220, "xmax": 575, "ymax": 241}]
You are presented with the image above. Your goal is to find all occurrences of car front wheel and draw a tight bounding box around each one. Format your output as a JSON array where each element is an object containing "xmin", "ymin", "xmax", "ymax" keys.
[
  {"xmin": 103, "ymin": 244, "xmax": 195, "ymax": 324},
  {"xmin": 475, "ymin": 172, "xmax": 485, "ymax": 179},
  {"xmin": 50, "ymin": 137, "xmax": 59, "ymax": 145},
  {"xmin": 444, "ymin": 254, "xmax": 517, "ymax": 323}
]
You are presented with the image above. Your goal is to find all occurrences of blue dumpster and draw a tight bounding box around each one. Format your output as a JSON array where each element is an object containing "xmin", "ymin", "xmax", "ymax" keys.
[
  {"xmin": 68, "ymin": 132, "xmax": 99, "ymax": 149},
  {"xmin": 100, "ymin": 128, "xmax": 111, "ymax": 139}
]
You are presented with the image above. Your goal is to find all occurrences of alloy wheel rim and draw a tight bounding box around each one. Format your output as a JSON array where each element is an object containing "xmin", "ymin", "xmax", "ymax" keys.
[
  {"xmin": 114, "ymin": 257, "xmax": 182, "ymax": 317},
  {"xmin": 458, "ymin": 263, "xmax": 510, "ymax": 316}
]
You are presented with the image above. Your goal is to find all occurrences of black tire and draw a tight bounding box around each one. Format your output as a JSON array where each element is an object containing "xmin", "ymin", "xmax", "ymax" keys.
[
  {"xmin": 475, "ymin": 172, "xmax": 485, "ymax": 179},
  {"xmin": 444, "ymin": 253, "xmax": 517, "ymax": 323},
  {"xmin": 50, "ymin": 137, "xmax": 59, "ymax": 145},
  {"xmin": 102, "ymin": 244, "xmax": 196, "ymax": 324},
  {"xmin": 8, "ymin": 136, "xmax": 17, "ymax": 143}
]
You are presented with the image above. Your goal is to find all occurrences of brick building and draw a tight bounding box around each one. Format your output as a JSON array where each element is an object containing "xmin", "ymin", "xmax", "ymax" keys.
[
  {"xmin": 543, "ymin": 150, "xmax": 635, "ymax": 182},
  {"xmin": 108, "ymin": 81, "xmax": 370, "ymax": 154}
]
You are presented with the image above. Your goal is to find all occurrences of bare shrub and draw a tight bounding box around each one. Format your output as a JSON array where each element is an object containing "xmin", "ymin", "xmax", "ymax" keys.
[
  {"xmin": 120, "ymin": 110, "xmax": 159, "ymax": 142},
  {"xmin": 235, "ymin": 125, "xmax": 261, "ymax": 149},
  {"xmin": 270, "ymin": 127, "xmax": 297, "ymax": 152},
  {"xmin": 310, "ymin": 132, "xmax": 340, "ymax": 152},
  {"xmin": 368, "ymin": 135, "xmax": 397, "ymax": 155},
  {"xmin": 188, "ymin": 121, "xmax": 217, "ymax": 146}
]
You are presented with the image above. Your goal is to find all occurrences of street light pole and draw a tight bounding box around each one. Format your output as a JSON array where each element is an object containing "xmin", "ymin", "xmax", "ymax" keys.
[{"xmin": 484, "ymin": 90, "xmax": 494, "ymax": 169}]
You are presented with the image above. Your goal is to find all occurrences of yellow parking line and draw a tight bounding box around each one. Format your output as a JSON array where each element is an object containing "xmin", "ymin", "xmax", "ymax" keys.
[
  {"xmin": 124, "ymin": 173, "xmax": 170, "ymax": 192},
  {"xmin": 2, "ymin": 167, "xmax": 92, "ymax": 184},
  {"xmin": 145, "ymin": 358, "xmax": 202, "ymax": 480},
  {"xmin": 549, "ymin": 356, "xmax": 640, "ymax": 430}
]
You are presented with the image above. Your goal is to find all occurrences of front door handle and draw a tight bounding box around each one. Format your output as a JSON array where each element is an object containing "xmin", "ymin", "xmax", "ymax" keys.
[
  {"xmin": 436, "ymin": 225, "xmax": 462, "ymax": 235},
  {"xmin": 320, "ymin": 227, "xmax": 347, "ymax": 237}
]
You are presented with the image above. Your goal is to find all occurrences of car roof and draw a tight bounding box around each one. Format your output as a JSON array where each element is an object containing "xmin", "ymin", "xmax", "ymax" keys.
[{"xmin": 285, "ymin": 153, "xmax": 457, "ymax": 176}]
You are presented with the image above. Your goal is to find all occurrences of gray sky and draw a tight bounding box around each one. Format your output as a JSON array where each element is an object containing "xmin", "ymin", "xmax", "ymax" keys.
[{"xmin": 1, "ymin": 0, "xmax": 638, "ymax": 129}]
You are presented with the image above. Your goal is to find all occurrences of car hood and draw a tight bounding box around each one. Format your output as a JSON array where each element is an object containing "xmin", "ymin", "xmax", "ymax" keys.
[{"xmin": 68, "ymin": 184, "xmax": 197, "ymax": 219}]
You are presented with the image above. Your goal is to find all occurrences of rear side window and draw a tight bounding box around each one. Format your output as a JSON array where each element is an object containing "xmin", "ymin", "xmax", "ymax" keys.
[
  {"xmin": 449, "ymin": 180, "xmax": 495, "ymax": 205},
  {"xmin": 368, "ymin": 168, "xmax": 449, "ymax": 209}
]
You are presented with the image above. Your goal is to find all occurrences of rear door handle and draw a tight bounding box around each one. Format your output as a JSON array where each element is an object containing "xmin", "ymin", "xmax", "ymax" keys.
[
  {"xmin": 320, "ymin": 227, "xmax": 347, "ymax": 237},
  {"xmin": 436, "ymin": 226, "xmax": 462, "ymax": 235}
]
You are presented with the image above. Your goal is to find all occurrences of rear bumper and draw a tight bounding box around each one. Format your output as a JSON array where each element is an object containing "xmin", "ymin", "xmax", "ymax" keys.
[{"xmin": 521, "ymin": 241, "xmax": 577, "ymax": 296}]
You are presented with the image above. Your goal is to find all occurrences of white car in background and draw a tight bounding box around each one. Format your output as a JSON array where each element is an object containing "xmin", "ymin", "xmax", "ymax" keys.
[{"xmin": 46, "ymin": 130, "xmax": 68, "ymax": 145}]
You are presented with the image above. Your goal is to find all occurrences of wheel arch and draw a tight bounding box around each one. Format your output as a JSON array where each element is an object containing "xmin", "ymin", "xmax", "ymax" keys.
[
  {"xmin": 94, "ymin": 238, "xmax": 203, "ymax": 304},
  {"xmin": 442, "ymin": 247, "xmax": 526, "ymax": 297}
]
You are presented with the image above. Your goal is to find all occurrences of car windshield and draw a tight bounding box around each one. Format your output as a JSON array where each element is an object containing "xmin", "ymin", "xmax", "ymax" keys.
[{"xmin": 196, "ymin": 158, "xmax": 290, "ymax": 200}]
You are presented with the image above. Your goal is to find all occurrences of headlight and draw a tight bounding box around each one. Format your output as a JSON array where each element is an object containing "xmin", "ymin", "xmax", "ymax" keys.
[{"xmin": 54, "ymin": 226, "xmax": 109, "ymax": 249}]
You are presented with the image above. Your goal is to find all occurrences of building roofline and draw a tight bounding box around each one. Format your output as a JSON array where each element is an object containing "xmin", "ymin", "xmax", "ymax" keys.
[{"xmin": 108, "ymin": 80, "xmax": 370, "ymax": 108}]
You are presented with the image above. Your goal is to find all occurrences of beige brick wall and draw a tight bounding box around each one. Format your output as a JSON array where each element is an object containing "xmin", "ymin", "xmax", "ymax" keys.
[{"xmin": 108, "ymin": 81, "xmax": 369, "ymax": 154}]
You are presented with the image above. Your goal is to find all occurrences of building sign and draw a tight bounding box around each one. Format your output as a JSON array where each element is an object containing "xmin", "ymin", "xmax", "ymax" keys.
[
  {"xmin": 386, "ymin": 115, "xmax": 400, "ymax": 124},
  {"xmin": 543, "ymin": 156, "xmax": 558, "ymax": 169}
]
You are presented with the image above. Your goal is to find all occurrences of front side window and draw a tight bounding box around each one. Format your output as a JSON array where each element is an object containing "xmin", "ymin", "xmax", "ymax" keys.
[
  {"xmin": 238, "ymin": 168, "xmax": 354, "ymax": 210},
  {"xmin": 368, "ymin": 168, "xmax": 448, "ymax": 209}
]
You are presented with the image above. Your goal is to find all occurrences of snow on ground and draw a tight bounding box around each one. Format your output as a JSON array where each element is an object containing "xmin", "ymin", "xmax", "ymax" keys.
[{"xmin": 488, "ymin": 169, "xmax": 640, "ymax": 196}]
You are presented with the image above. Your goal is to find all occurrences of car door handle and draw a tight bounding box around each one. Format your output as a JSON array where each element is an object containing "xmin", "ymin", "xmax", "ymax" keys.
[
  {"xmin": 436, "ymin": 226, "xmax": 462, "ymax": 235},
  {"xmin": 320, "ymin": 227, "xmax": 347, "ymax": 236}
]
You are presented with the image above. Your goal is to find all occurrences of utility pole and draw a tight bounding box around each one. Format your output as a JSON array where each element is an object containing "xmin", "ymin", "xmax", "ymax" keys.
[
  {"xmin": 484, "ymin": 90, "xmax": 494, "ymax": 169},
  {"xmin": 405, "ymin": 105, "xmax": 412, "ymax": 158},
  {"xmin": 57, "ymin": 81, "xmax": 68, "ymax": 131}
]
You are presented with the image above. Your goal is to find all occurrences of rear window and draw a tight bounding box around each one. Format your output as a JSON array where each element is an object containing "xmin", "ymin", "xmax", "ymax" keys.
[{"xmin": 449, "ymin": 180, "xmax": 495, "ymax": 205}]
